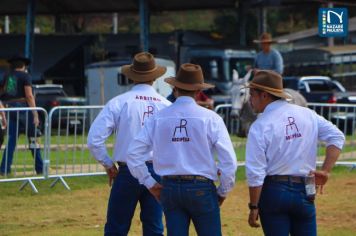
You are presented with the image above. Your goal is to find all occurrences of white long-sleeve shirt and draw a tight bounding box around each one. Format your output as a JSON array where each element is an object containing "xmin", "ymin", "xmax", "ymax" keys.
[
  {"xmin": 246, "ymin": 100, "xmax": 345, "ymax": 187},
  {"xmin": 87, "ymin": 84, "xmax": 171, "ymax": 168},
  {"xmin": 127, "ymin": 96, "xmax": 238, "ymax": 197}
]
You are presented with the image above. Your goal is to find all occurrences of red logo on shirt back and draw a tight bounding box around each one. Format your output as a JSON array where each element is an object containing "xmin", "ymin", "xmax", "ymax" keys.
[
  {"xmin": 285, "ymin": 117, "xmax": 302, "ymax": 140},
  {"xmin": 142, "ymin": 106, "xmax": 154, "ymax": 126},
  {"xmin": 172, "ymin": 119, "xmax": 190, "ymax": 142}
]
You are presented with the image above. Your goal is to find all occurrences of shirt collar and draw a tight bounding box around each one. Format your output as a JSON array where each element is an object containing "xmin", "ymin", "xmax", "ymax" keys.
[
  {"xmin": 175, "ymin": 96, "xmax": 196, "ymax": 104},
  {"xmin": 263, "ymin": 99, "xmax": 288, "ymax": 114},
  {"xmin": 131, "ymin": 84, "xmax": 155, "ymax": 92}
]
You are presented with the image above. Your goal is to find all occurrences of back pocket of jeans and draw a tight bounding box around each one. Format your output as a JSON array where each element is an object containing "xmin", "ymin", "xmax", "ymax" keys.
[{"xmin": 186, "ymin": 187, "xmax": 217, "ymax": 214}]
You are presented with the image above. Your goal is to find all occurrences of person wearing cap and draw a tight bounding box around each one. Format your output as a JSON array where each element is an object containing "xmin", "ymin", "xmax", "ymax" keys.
[
  {"xmin": 127, "ymin": 63, "xmax": 238, "ymax": 236},
  {"xmin": 254, "ymin": 32, "xmax": 284, "ymax": 75},
  {"xmin": 87, "ymin": 52, "xmax": 170, "ymax": 236},
  {"xmin": 0, "ymin": 54, "xmax": 42, "ymax": 175},
  {"xmin": 245, "ymin": 70, "xmax": 345, "ymax": 235}
]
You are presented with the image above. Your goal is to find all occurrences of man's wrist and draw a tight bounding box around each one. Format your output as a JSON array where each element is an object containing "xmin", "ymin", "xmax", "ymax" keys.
[{"xmin": 248, "ymin": 203, "xmax": 259, "ymax": 210}]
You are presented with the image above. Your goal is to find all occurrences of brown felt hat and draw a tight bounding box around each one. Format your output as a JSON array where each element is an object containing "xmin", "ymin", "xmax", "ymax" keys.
[
  {"xmin": 253, "ymin": 32, "xmax": 277, "ymax": 44},
  {"xmin": 247, "ymin": 70, "xmax": 291, "ymax": 99},
  {"xmin": 121, "ymin": 52, "xmax": 166, "ymax": 82},
  {"xmin": 164, "ymin": 63, "xmax": 215, "ymax": 91}
]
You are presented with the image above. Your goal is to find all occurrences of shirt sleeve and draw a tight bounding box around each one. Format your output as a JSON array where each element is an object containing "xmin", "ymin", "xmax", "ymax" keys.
[
  {"xmin": 316, "ymin": 112, "xmax": 345, "ymax": 150},
  {"xmin": 87, "ymin": 102, "xmax": 117, "ymax": 168},
  {"xmin": 127, "ymin": 119, "xmax": 157, "ymax": 189},
  {"xmin": 211, "ymin": 117, "xmax": 238, "ymax": 197},
  {"xmin": 245, "ymin": 122, "xmax": 268, "ymax": 187},
  {"xmin": 273, "ymin": 50, "xmax": 284, "ymax": 75}
]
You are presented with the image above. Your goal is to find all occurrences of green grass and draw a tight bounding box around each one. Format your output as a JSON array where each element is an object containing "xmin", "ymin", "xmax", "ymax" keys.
[{"xmin": 0, "ymin": 167, "xmax": 355, "ymax": 236}]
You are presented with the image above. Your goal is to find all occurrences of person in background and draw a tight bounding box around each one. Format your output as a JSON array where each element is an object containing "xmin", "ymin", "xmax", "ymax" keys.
[
  {"xmin": 245, "ymin": 70, "xmax": 345, "ymax": 236},
  {"xmin": 254, "ymin": 33, "xmax": 284, "ymax": 75},
  {"xmin": 0, "ymin": 54, "xmax": 42, "ymax": 176},
  {"xmin": 127, "ymin": 63, "xmax": 237, "ymax": 236},
  {"xmin": 87, "ymin": 52, "xmax": 171, "ymax": 236},
  {"xmin": 195, "ymin": 90, "xmax": 214, "ymax": 110}
]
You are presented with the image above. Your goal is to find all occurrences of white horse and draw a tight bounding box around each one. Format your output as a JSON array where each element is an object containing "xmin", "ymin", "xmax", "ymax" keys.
[{"xmin": 230, "ymin": 69, "xmax": 307, "ymax": 137}]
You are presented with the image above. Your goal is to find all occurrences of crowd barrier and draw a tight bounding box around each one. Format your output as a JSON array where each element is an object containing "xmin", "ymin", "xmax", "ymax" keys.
[{"xmin": 0, "ymin": 103, "xmax": 355, "ymax": 193}]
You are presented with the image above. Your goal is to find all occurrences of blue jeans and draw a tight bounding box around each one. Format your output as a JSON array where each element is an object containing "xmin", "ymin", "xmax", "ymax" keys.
[
  {"xmin": 0, "ymin": 104, "xmax": 43, "ymax": 175},
  {"xmin": 259, "ymin": 178, "xmax": 317, "ymax": 236},
  {"xmin": 105, "ymin": 163, "xmax": 163, "ymax": 236},
  {"xmin": 160, "ymin": 178, "xmax": 221, "ymax": 236}
]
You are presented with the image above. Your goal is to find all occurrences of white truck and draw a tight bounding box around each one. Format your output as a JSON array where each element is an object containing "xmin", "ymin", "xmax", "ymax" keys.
[{"xmin": 85, "ymin": 58, "xmax": 175, "ymax": 105}]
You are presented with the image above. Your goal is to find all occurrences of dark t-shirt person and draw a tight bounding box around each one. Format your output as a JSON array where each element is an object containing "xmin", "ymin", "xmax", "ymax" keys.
[{"xmin": 1, "ymin": 70, "xmax": 32, "ymax": 101}]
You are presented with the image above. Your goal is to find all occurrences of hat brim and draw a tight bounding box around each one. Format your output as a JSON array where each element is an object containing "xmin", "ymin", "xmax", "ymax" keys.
[
  {"xmin": 247, "ymin": 83, "xmax": 291, "ymax": 99},
  {"xmin": 122, "ymin": 65, "xmax": 167, "ymax": 82},
  {"xmin": 8, "ymin": 57, "xmax": 31, "ymax": 66},
  {"xmin": 253, "ymin": 39, "xmax": 277, "ymax": 44},
  {"xmin": 164, "ymin": 77, "xmax": 215, "ymax": 91}
]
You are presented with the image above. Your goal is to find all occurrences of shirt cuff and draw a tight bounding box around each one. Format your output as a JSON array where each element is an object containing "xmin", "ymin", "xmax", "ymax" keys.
[
  {"xmin": 143, "ymin": 176, "xmax": 158, "ymax": 189},
  {"xmin": 100, "ymin": 156, "xmax": 114, "ymax": 169}
]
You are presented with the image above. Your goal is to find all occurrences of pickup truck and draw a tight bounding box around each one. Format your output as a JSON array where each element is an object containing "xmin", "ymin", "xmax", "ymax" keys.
[
  {"xmin": 283, "ymin": 76, "xmax": 356, "ymax": 104},
  {"xmin": 32, "ymin": 84, "xmax": 86, "ymax": 131}
]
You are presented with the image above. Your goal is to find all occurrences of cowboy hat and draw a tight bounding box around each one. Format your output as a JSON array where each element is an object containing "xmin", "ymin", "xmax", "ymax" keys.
[
  {"xmin": 7, "ymin": 53, "xmax": 31, "ymax": 66},
  {"xmin": 247, "ymin": 70, "xmax": 291, "ymax": 99},
  {"xmin": 164, "ymin": 63, "xmax": 215, "ymax": 91},
  {"xmin": 121, "ymin": 52, "xmax": 166, "ymax": 82},
  {"xmin": 253, "ymin": 32, "xmax": 276, "ymax": 44}
]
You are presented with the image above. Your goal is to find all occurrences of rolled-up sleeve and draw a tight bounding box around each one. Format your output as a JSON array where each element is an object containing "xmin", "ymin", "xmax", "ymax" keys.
[
  {"xmin": 316, "ymin": 113, "xmax": 345, "ymax": 150},
  {"xmin": 245, "ymin": 123, "xmax": 268, "ymax": 187},
  {"xmin": 87, "ymin": 103, "xmax": 116, "ymax": 168},
  {"xmin": 127, "ymin": 119, "xmax": 157, "ymax": 189},
  {"xmin": 212, "ymin": 117, "xmax": 238, "ymax": 197}
]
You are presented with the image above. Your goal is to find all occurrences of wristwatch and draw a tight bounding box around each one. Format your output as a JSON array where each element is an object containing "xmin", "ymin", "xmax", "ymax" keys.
[{"xmin": 248, "ymin": 203, "xmax": 258, "ymax": 210}]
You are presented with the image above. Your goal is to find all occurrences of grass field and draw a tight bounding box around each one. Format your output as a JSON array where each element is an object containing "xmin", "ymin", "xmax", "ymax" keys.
[{"xmin": 0, "ymin": 166, "xmax": 355, "ymax": 236}]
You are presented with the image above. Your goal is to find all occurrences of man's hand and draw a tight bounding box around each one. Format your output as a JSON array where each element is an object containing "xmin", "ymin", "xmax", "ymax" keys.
[
  {"xmin": 218, "ymin": 195, "xmax": 226, "ymax": 206},
  {"xmin": 106, "ymin": 165, "xmax": 118, "ymax": 187},
  {"xmin": 248, "ymin": 209, "xmax": 260, "ymax": 228},
  {"xmin": 149, "ymin": 183, "xmax": 163, "ymax": 202},
  {"xmin": 311, "ymin": 170, "xmax": 330, "ymax": 194}
]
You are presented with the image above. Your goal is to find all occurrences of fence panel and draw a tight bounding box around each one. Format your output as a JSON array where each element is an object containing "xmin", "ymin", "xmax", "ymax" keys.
[
  {"xmin": 0, "ymin": 107, "xmax": 48, "ymax": 192},
  {"xmin": 46, "ymin": 105, "xmax": 109, "ymax": 180}
]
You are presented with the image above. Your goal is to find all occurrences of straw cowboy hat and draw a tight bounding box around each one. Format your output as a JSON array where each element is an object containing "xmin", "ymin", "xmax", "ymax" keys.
[
  {"xmin": 165, "ymin": 63, "xmax": 215, "ymax": 91},
  {"xmin": 122, "ymin": 52, "xmax": 166, "ymax": 82},
  {"xmin": 247, "ymin": 70, "xmax": 291, "ymax": 99},
  {"xmin": 7, "ymin": 53, "xmax": 31, "ymax": 66},
  {"xmin": 253, "ymin": 32, "xmax": 277, "ymax": 44}
]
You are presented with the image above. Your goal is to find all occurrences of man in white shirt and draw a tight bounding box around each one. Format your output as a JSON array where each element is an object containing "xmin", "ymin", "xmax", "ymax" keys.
[
  {"xmin": 245, "ymin": 70, "xmax": 345, "ymax": 236},
  {"xmin": 127, "ymin": 63, "xmax": 238, "ymax": 236},
  {"xmin": 87, "ymin": 52, "xmax": 171, "ymax": 236}
]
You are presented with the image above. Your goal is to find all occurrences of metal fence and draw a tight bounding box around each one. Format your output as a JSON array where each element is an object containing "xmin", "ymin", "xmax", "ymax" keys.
[{"xmin": 0, "ymin": 103, "xmax": 355, "ymax": 193}]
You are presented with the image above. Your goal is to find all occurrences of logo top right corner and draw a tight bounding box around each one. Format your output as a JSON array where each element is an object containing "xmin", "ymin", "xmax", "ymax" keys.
[{"xmin": 318, "ymin": 8, "xmax": 348, "ymax": 38}]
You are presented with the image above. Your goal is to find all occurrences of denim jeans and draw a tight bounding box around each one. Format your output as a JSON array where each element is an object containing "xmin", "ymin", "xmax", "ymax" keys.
[
  {"xmin": 160, "ymin": 178, "xmax": 221, "ymax": 236},
  {"xmin": 259, "ymin": 178, "xmax": 317, "ymax": 236},
  {"xmin": 0, "ymin": 104, "xmax": 43, "ymax": 175},
  {"xmin": 105, "ymin": 163, "xmax": 163, "ymax": 236}
]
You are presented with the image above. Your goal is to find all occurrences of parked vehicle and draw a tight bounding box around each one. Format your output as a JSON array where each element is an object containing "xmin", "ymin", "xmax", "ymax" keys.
[
  {"xmin": 180, "ymin": 47, "xmax": 256, "ymax": 104},
  {"xmin": 85, "ymin": 57, "xmax": 175, "ymax": 106},
  {"xmin": 283, "ymin": 76, "xmax": 356, "ymax": 104},
  {"xmin": 32, "ymin": 84, "xmax": 86, "ymax": 131}
]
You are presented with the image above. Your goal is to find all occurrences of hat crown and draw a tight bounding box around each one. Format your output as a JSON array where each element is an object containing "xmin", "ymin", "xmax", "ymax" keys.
[
  {"xmin": 260, "ymin": 32, "xmax": 272, "ymax": 41},
  {"xmin": 132, "ymin": 52, "xmax": 156, "ymax": 73},
  {"xmin": 176, "ymin": 63, "xmax": 204, "ymax": 85},
  {"xmin": 251, "ymin": 70, "xmax": 283, "ymax": 91}
]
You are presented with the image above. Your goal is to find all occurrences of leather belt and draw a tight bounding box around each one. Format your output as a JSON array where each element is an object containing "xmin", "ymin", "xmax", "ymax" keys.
[
  {"xmin": 265, "ymin": 175, "xmax": 304, "ymax": 183},
  {"xmin": 162, "ymin": 175, "xmax": 211, "ymax": 182},
  {"xmin": 117, "ymin": 161, "xmax": 153, "ymax": 166}
]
